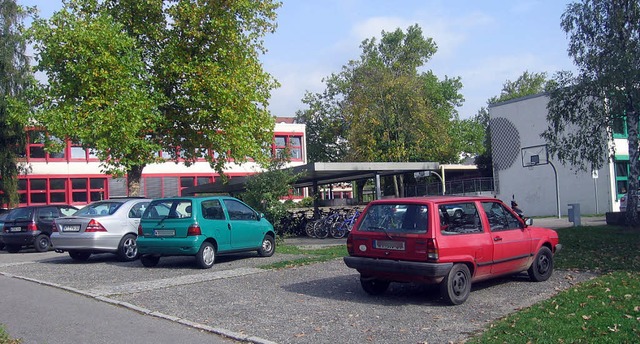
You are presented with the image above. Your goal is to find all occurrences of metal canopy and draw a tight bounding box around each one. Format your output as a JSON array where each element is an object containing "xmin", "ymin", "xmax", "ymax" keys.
[{"xmin": 182, "ymin": 161, "xmax": 441, "ymax": 195}]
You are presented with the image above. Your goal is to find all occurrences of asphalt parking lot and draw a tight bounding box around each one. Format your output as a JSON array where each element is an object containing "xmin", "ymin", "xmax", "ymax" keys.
[{"xmin": 0, "ymin": 219, "xmax": 598, "ymax": 344}]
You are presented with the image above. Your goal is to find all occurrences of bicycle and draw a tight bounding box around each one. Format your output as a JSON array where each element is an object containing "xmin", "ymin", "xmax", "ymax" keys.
[{"xmin": 330, "ymin": 208, "xmax": 361, "ymax": 238}]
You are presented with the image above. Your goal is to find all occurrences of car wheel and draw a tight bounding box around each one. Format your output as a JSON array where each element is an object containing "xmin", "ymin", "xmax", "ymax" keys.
[
  {"xmin": 440, "ymin": 263, "xmax": 471, "ymax": 305},
  {"xmin": 0, "ymin": 243, "xmax": 5, "ymax": 250},
  {"xmin": 34, "ymin": 234, "xmax": 51, "ymax": 252},
  {"xmin": 6, "ymin": 245, "xmax": 21, "ymax": 253},
  {"xmin": 360, "ymin": 276, "xmax": 390, "ymax": 295},
  {"xmin": 195, "ymin": 242, "xmax": 215, "ymax": 269},
  {"xmin": 69, "ymin": 251, "xmax": 91, "ymax": 261},
  {"xmin": 257, "ymin": 235, "xmax": 275, "ymax": 257},
  {"xmin": 117, "ymin": 234, "xmax": 138, "ymax": 261},
  {"xmin": 528, "ymin": 246, "xmax": 554, "ymax": 282},
  {"xmin": 140, "ymin": 254, "xmax": 160, "ymax": 267}
]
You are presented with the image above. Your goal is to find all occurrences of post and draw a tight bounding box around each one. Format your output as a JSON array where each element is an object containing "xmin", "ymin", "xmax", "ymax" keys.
[
  {"xmin": 375, "ymin": 173, "xmax": 381, "ymax": 200},
  {"xmin": 549, "ymin": 161, "xmax": 561, "ymax": 218}
]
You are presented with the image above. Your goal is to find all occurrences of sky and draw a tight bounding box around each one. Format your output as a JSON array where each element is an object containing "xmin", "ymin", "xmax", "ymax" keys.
[{"xmin": 19, "ymin": 0, "xmax": 576, "ymax": 119}]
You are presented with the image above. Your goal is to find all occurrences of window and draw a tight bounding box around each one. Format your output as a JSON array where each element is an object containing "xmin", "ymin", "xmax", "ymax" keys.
[
  {"xmin": 481, "ymin": 202, "xmax": 521, "ymax": 231},
  {"xmin": 223, "ymin": 199, "xmax": 257, "ymax": 221},
  {"xmin": 129, "ymin": 202, "xmax": 149, "ymax": 218},
  {"xmin": 439, "ymin": 203, "xmax": 483, "ymax": 234},
  {"xmin": 358, "ymin": 204, "xmax": 429, "ymax": 234},
  {"xmin": 202, "ymin": 199, "xmax": 225, "ymax": 220},
  {"xmin": 271, "ymin": 135, "xmax": 303, "ymax": 161}
]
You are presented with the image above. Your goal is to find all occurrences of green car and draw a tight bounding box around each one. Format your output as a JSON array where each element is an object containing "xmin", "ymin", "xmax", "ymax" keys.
[{"xmin": 137, "ymin": 196, "xmax": 276, "ymax": 269}]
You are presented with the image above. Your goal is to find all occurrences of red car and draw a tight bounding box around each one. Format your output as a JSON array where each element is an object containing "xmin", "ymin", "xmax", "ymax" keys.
[{"xmin": 343, "ymin": 196, "xmax": 562, "ymax": 305}]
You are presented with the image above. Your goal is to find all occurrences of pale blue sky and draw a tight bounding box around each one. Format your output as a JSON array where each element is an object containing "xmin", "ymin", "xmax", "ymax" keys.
[{"xmin": 20, "ymin": 0, "xmax": 576, "ymax": 119}]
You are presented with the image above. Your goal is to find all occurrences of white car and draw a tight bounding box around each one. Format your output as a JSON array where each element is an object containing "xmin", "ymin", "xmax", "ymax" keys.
[{"xmin": 51, "ymin": 198, "xmax": 150, "ymax": 261}]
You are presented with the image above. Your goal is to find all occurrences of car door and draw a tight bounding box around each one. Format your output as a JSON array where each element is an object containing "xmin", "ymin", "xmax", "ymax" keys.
[
  {"xmin": 200, "ymin": 199, "xmax": 231, "ymax": 251},
  {"xmin": 222, "ymin": 199, "xmax": 263, "ymax": 249},
  {"xmin": 126, "ymin": 201, "xmax": 150, "ymax": 233},
  {"xmin": 36, "ymin": 206, "xmax": 60, "ymax": 235},
  {"xmin": 481, "ymin": 201, "xmax": 532, "ymax": 274}
]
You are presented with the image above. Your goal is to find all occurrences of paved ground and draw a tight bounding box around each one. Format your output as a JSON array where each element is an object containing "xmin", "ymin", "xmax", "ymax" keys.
[{"xmin": 0, "ymin": 216, "xmax": 603, "ymax": 344}]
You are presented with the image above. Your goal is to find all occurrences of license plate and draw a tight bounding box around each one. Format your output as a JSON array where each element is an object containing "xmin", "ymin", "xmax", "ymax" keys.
[
  {"xmin": 62, "ymin": 225, "xmax": 81, "ymax": 232},
  {"xmin": 9, "ymin": 227, "xmax": 22, "ymax": 232},
  {"xmin": 154, "ymin": 229, "xmax": 175, "ymax": 237},
  {"xmin": 374, "ymin": 240, "xmax": 405, "ymax": 251}
]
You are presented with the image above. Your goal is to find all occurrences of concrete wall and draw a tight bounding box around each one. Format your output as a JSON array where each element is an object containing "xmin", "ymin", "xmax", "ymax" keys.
[{"xmin": 489, "ymin": 94, "xmax": 614, "ymax": 216}]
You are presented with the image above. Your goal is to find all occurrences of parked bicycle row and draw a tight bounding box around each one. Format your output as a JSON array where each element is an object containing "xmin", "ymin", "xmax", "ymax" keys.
[{"xmin": 276, "ymin": 207, "xmax": 362, "ymax": 239}]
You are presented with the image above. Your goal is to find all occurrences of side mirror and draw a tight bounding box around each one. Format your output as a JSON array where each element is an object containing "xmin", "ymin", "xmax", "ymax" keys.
[{"xmin": 524, "ymin": 217, "xmax": 533, "ymax": 226}]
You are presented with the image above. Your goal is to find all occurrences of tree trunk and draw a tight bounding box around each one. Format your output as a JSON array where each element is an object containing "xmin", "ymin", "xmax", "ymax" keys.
[
  {"xmin": 393, "ymin": 175, "xmax": 399, "ymax": 197},
  {"xmin": 625, "ymin": 111, "xmax": 639, "ymax": 227},
  {"xmin": 355, "ymin": 180, "xmax": 366, "ymax": 204},
  {"xmin": 398, "ymin": 174, "xmax": 405, "ymax": 197},
  {"xmin": 127, "ymin": 165, "xmax": 144, "ymax": 197}
]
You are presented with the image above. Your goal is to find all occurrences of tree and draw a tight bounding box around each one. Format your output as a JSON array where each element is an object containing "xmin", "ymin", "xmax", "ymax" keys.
[
  {"xmin": 0, "ymin": 0, "xmax": 33, "ymax": 206},
  {"xmin": 28, "ymin": 0, "xmax": 280, "ymax": 196},
  {"xmin": 541, "ymin": 0, "xmax": 640, "ymax": 226},
  {"xmin": 475, "ymin": 71, "xmax": 551, "ymax": 176},
  {"xmin": 297, "ymin": 25, "xmax": 464, "ymax": 197}
]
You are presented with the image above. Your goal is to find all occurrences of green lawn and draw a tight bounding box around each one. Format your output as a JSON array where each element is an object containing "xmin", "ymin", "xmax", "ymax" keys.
[
  {"xmin": 0, "ymin": 325, "xmax": 20, "ymax": 344},
  {"xmin": 467, "ymin": 225, "xmax": 640, "ymax": 343}
]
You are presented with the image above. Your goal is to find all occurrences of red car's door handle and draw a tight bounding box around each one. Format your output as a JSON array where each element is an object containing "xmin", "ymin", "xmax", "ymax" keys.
[{"xmin": 493, "ymin": 237, "xmax": 502, "ymax": 242}]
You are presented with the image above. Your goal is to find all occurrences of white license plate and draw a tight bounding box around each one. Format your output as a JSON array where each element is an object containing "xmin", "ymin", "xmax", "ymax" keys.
[
  {"xmin": 62, "ymin": 225, "xmax": 81, "ymax": 232},
  {"xmin": 374, "ymin": 240, "xmax": 405, "ymax": 251},
  {"xmin": 154, "ymin": 229, "xmax": 175, "ymax": 237},
  {"xmin": 9, "ymin": 227, "xmax": 22, "ymax": 232}
]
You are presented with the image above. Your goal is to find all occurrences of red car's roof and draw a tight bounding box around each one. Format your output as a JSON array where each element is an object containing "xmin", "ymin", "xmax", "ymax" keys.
[{"xmin": 368, "ymin": 196, "xmax": 499, "ymax": 204}]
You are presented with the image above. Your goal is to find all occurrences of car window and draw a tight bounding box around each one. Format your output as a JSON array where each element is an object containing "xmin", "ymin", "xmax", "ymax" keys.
[
  {"xmin": 37, "ymin": 207, "xmax": 59, "ymax": 220},
  {"xmin": 358, "ymin": 204, "xmax": 429, "ymax": 234},
  {"xmin": 223, "ymin": 199, "xmax": 257, "ymax": 221},
  {"xmin": 59, "ymin": 206, "xmax": 78, "ymax": 216},
  {"xmin": 6, "ymin": 208, "xmax": 33, "ymax": 221},
  {"xmin": 75, "ymin": 202, "xmax": 123, "ymax": 216},
  {"xmin": 438, "ymin": 202, "xmax": 483, "ymax": 234},
  {"xmin": 128, "ymin": 202, "xmax": 149, "ymax": 218},
  {"xmin": 202, "ymin": 200, "xmax": 225, "ymax": 220},
  {"xmin": 144, "ymin": 201, "xmax": 172, "ymax": 219},
  {"xmin": 481, "ymin": 201, "xmax": 521, "ymax": 231}
]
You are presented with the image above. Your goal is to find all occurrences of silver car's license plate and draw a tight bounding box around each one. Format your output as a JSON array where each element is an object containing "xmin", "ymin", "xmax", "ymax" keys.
[
  {"xmin": 62, "ymin": 225, "xmax": 80, "ymax": 232},
  {"xmin": 374, "ymin": 240, "xmax": 405, "ymax": 251}
]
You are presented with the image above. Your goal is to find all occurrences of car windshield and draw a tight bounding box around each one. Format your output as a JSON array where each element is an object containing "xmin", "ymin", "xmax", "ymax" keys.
[
  {"xmin": 357, "ymin": 204, "xmax": 429, "ymax": 234},
  {"xmin": 75, "ymin": 202, "xmax": 124, "ymax": 216},
  {"xmin": 6, "ymin": 208, "xmax": 33, "ymax": 221},
  {"xmin": 143, "ymin": 200, "xmax": 192, "ymax": 219}
]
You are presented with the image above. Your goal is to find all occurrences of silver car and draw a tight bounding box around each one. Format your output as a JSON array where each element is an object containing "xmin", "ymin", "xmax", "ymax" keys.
[{"xmin": 51, "ymin": 198, "xmax": 150, "ymax": 261}]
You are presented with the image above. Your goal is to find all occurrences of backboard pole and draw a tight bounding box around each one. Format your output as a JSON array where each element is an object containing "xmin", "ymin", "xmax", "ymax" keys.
[{"xmin": 550, "ymin": 161, "xmax": 561, "ymax": 218}]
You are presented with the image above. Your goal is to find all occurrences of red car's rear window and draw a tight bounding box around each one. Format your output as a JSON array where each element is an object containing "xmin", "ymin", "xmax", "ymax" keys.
[{"xmin": 357, "ymin": 204, "xmax": 429, "ymax": 234}]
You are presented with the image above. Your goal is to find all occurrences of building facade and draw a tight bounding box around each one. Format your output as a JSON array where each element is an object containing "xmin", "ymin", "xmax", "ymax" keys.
[
  {"xmin": 14, "ymin": 119, "xmax": 306, "ymax": 207},
  {"xmin": 489, "ymin": 94, "xmax": 618, "ymax": 217}
]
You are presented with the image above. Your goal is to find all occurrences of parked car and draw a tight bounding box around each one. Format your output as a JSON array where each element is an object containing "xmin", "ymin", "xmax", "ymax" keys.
[
  {"xmin": 619, "ymin": 191, "xmax": 640, "ymax": 212},
  {"xmin": 0, "ymin": 212, "xmax": 9, "ymax": 250},
  {"xmin": 51, "ymin": 198, "xmax": 151, "ymax": 261},
  {"xmin": 137, "ymin": 196, "xmax": 276, "ymax": 269},
  {"xmin": 343, "ymin": 196, "xmax": 562, "ymax": 305},
  {"xmin": 1, "ymin": 205, "xmax": 79, "ymax": 253}
]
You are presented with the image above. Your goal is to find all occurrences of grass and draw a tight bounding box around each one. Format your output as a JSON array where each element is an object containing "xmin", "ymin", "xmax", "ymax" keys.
[
  {"xmin": 0, "ymin": 325, "xmax": 21, "ymax": 344},
  {"xmin": 468, "ymin": 225, "xmax": 640, "ymax": 343},
  {"xmin": 259, "ymin": 244, "xmax": 347, "ymax": 269}
]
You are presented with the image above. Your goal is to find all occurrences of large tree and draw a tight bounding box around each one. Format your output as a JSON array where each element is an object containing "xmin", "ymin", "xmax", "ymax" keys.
[
  {"xmin": 0, "ymin": 0, "xmax": 33, "ymax": 206},
  {"xmin": 28, "ymin": 0, "xmax": 280, "ymax": 196},
  {"xmin": 296, "ymin": 24, "xmax": 464, "ymax": 197},
  {"xmin": 541, "ymin": 0, "xmax": 640, "ymax": 226}
]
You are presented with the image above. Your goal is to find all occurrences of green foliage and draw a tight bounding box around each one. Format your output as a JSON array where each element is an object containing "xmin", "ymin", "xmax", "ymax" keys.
[
  {"xmin": 542, "ymin": 0, "xmax": 640, "ymax": 225},
  {"xmin": 0, "ymin": 0, "xmax": 34, "ymax": 206},
  {"xmin": 0, "ymin": 323, "xmax": 21, "ymax": 344},
  {"xmin": 296, "ymin": 24, "xmax": 464, "ymax": 165},
  {"xmin": 240, "ymin": 158, "xmax": 303, "ymax": 236},
  {"xmin": 299, "ymin": 197, "xmax": 314, "ymax": 208},
  {"xmin": 27, "ymin": 0, "xmax": 281, "ymax": 195}
]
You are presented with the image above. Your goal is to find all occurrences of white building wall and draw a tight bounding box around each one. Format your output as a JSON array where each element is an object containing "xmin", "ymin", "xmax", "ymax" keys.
[{"xmin": 490, "ymin": 94, "xmax": 614, "ymax": 216}]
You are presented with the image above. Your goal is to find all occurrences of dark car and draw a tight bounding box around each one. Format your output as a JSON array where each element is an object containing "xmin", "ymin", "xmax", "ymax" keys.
[{"xmin": 1, "ymin": 205, "xmax": 78, "ymax": 253}]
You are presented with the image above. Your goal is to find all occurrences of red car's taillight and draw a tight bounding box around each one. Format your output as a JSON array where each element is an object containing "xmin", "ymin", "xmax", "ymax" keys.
[
  {"xmin": 426, "ymin": 238, "xmax": 439, "ymax": 261},
  {"xmin": 27, "ymin": 222, "xmax": 37, "ymax": 231},
  {"xmin": 85, "ymin": 219, "xmax": 107, "ymax": 232},
  {"xmin": 187, "ymin": 223, "xmax": 201, "ymax": 236},
  {"xmin": 137, "ymin": 224, "xmax": 143, "ymax": 236}
]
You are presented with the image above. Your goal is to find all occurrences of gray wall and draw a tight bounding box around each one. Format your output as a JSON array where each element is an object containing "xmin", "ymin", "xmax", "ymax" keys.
[{"xmin": 489, "ymin": 94, "xmax": 613, "ymax": 216}]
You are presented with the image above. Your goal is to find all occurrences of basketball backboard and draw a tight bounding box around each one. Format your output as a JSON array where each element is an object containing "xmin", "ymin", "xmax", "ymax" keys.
[{"xmin": 521, "ymin": 144, "xmax": 549, "ymax": 167}]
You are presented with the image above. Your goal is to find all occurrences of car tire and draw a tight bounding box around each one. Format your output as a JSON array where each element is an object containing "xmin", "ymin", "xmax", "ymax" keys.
[
  {"xmin": 257, "ymin": 235, "xmax": 275, "ymax": 257},
  {"xmin": 440, "ymin": 263, "xmax": 471, "ymax": 305},
  {"xmin": 360, "ymin": 276, "xmax": 390, "ymax": 295},
  {"xmin": 117, "ymin": 234, "xmax": 138, "ymax": 262},
  {"xmin": 0, "ymin": 243, "xmax": 5, "ymax": 250},
  {"xmin": 528, "ymin": 246, "xmax": 554, "ymax": 282},
  {"xmin": 34, "ymin": 234, "xmax": 51, "ymax": 252},
  {"xmin": 195, "ymin": 242, "xmax": 215, "ymax": 269},
  {"xmin": 69, "ymin": 251, "xmax": 91, "ymax": 261},
  {"xmin": 140, "ymin": 254, "xmax": 160, "ymax": 267}
]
